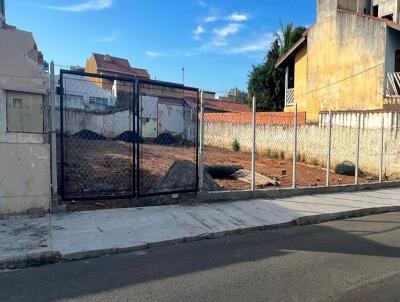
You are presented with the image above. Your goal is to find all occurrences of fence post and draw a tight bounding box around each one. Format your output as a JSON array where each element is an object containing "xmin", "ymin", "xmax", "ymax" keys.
[
  {"xmin": 251, "ymin": 96, "xmax": 256, "ymax": 191},
  {"xmin": 326, "ymin": 110, "xmax": 332, "ymax": 187},
  {"xmin": 50, "ymin": 61, "xmax": 58, "ymax": 210},
  {"xmin": 292, "ymin": 103, "xmax": 298, "ymax": 189},
  {"xmin": 355, "ymin": 113, "xmax": 361, "ymax": 186},
  {"xmin": 379, "ymin": 115, "xmax": 385, "ymax": 183},
  {"xmin": 199, "ymin": 90, "xmax": 205, "ymax": 191}
]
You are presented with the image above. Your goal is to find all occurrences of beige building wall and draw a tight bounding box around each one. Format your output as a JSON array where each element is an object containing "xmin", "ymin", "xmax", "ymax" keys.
[
  {"xmin": 0, "ymin": 23, "xmax": 50, "ymax": 215},
  {"xmin": 299, "ymin": 3, "xmax": 387, "ymax": 121}
]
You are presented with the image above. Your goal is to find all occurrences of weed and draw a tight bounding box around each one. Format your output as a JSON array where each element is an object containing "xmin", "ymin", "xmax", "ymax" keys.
[{"xmin": 232, "ymin": 139, "xmax": 240, "ymax": 152}]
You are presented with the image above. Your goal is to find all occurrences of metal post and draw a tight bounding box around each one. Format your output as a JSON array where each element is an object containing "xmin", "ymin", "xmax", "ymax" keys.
[
  {"xmin": 199, "ymin": 90, "xmax": 205, "ymax": 191},
  {"xmin": 379, "ymin": 115, "xmax": 385, "ymax": 183},
  {"xmin": 355, "ymin": 113, "xmax": 361, "ymax": 186},
  {"xmin": 292, "ymin": 103, "xmax": 298, "ymax": 189},
  {"xmin": 251, "ymin": 97, "xmax": 256, "ymax": 191},
  {"xmin": 326, "ymin": 110, "xmax": 332, "ymax": 187},
  {"xmin": 50, "ymin": 61, "xmax": 58, "ymax": 208},
  {"xmin": 284, "ymin": 66, "xmax": 289, "ymax": 106}
]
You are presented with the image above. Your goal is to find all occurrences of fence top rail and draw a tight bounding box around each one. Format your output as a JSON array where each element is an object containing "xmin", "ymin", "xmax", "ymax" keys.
[{"xmin": 60, "ymin": 69, "xmax": 199, "ymax": 92}]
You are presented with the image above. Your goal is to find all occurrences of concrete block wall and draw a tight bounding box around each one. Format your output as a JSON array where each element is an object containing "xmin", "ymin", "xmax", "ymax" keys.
[{"xmin": 204, "ymin": 121, "xmax": 400, "ymax": 178}]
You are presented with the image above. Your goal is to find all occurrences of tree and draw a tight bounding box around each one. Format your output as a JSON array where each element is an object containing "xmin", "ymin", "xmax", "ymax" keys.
[
  {"xmin": 274, "ymin": 22, "xmax": 307, "ymax": 55},
  {"xmin": 247, "ymin": 23, "xmax": 307, "ymax": 111}
]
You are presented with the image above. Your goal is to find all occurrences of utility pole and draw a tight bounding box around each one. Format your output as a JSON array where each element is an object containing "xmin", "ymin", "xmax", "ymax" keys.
[{"xmin": 182, "ymin": 67, "xmax": 185, "ymax": 86}]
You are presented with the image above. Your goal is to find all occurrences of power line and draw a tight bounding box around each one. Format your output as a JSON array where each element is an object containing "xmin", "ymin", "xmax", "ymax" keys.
[{"xmin": 295, "ymin": 63, "xmax": 384, "ymax": 98}]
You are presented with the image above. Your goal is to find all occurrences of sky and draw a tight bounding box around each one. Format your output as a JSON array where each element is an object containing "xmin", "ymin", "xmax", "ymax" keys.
[{"xmin": 6, "ymin": 0, "xmax": 315, "ymax": 94}]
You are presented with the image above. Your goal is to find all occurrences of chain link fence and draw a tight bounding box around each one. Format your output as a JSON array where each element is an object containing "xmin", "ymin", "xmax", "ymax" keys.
[
  {"xmin": 137, "ymin": 81, "xmax": 199, "ymax": 196},
  {"xmin": 200, "ymin": 102, "xmax": 400, "ymax": 192},
  {"xmin": 58, "ymin": 72, "xmax": 135, "ymax": 201}
]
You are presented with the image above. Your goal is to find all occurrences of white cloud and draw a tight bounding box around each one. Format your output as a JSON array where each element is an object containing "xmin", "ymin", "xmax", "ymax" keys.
[
  {"xmin": 193, "ymin": 25, "xmax": 205, "ymax": 40},
  {"xmin": 204, "ymin": 15, "xmax": 218, "ymax": 23},
  {"xmin": 95, "ymin": 31, "xmax": 120, "ymax": 43},
  {"xmin": 226, "ymin": 12, "xmax": 248, "ymax": 22},
  {"xmin": 229, "ymin": 33, "xmax": 274, "ymax": 54},
  {"xmin": 203, "ymin": 11, "xmax": 249, "ymax": 23},
  {"xmin": 196, "ymin": 0, "xmax": 207, "ymax": 7},
  {"xmin": 146, "ymin": 51, "xmax": 165, "ymax": 58},
  {"xmin": 40, "ymin": 0, "xmax": 113, "ymax": 12},
  {"xmin": 213, "ymin": 23, "xmax": 242, "ymax": 38}
]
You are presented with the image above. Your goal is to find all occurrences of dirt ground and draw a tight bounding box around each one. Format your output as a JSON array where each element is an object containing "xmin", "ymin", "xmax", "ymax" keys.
[
  {"xmin": 59, "ymin": 138, "xmax": 372, "ymax": 198},
  {"xmin": 204, "ymin": 146, "xmax": 370, "ymax": 190}
]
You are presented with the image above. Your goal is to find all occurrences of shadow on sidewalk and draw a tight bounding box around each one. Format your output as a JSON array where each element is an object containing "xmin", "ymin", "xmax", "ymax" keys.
[{"xmin": 1, "ymin": 212, "xmax": 400, "ymax": 302}]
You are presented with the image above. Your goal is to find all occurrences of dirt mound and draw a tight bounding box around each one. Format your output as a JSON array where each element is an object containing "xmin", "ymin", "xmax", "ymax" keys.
[
  {"xmin": 73, "ymin": 129, "xmax": 106, "ymax": 141},
  {"xmin": 335, "ymin": 161, "xmax": 356, "ymax": 176},
  {"xmin": 115, "ymin": 131, "xmax": 144, "ymax": 144},
  {"xmin": 160, "ymin": 160, "xmax": 219, "ymax": 191},
  {"xmin": 155, "ymin": 133, "xmax": 176, "ymax": 145}
]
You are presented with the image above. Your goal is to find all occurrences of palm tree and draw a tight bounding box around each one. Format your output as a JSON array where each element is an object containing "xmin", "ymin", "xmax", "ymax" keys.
[{"xmin": 274, "ymin": 22, "xmax": 307, "ymax": 55}]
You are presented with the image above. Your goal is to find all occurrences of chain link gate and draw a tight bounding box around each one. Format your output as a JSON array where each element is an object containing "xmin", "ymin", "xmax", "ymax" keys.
[{"xmin": 58, "ymin": 70, "xmax": 199, "ymax": 202}]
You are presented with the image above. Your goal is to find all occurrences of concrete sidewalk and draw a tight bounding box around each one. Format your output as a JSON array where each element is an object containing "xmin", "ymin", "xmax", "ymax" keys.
[{"xmin": 1, "ymin": 188, "xmax": 400, "ymax": 268}]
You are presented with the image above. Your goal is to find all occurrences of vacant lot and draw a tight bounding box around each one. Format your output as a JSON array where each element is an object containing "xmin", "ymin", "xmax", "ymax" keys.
[{"xmin": 58, "ymin": 139, "xmax": 368, "ymax": 197}]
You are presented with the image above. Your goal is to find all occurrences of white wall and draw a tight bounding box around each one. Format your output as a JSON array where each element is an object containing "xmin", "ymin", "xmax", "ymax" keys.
[
  {"xmin": 319, "ymin": 111, "xmax": 400, "ymax": 128},
  {"xmin": 56, "ymin": 98, "xmax": 196, "ymax": 140},
  {"xmin": 205, "ymin": 121, "xmax": 400, "ymax": 178}
]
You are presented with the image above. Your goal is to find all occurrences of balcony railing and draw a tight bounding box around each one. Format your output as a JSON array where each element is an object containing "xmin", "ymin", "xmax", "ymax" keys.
[
  {"xmin": 285, "ymin": 88, "xmax": 295, "ymax": 107},
  {"xmin": 385, "ymin": 72, "xmax": 400, "ymax": 98}
]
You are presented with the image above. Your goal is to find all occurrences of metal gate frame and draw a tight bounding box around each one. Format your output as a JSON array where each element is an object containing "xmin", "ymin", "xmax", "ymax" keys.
[
  {"xmin": 59, "ymin": 70, "xmax": 200, "ymax": 201},
  {"xmin": 59, "ymin": 69, "xmax": 137, "ymax": 201},
  {"xmin": 136, "ymin": 78, "xmax": 200, "ymax": 197}
]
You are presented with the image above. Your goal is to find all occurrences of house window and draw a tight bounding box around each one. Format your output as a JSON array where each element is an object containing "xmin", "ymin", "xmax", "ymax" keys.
[
  {"xmin": 12, "ymin": 98, "xmax": 22, "ymax": 109},
  {"xmin": 7, "ymin": 91, "xmax": 43, "ymax": 133},
  {"xmin": 373, "ymin": 5, "xmax": 379, "ymax": 17},
  {"xmin": 89, "ymin": 97, "xmax": 108, "ymax": 106}
]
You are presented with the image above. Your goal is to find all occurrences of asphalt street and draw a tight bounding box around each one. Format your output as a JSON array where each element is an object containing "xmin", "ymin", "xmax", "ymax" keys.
[{"xmin": 1, "ymin": 212, "xmax": 400, "ymax": 302}]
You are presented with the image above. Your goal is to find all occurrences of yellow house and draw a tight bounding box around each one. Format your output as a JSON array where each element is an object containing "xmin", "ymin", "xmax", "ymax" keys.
[
  {"xmin": 85, "ymin": 53, "xmax": 150, "ymax": 93},
  {"xmin": 276, "ymin": 0, "xmax": 400, "ymax": 121}
]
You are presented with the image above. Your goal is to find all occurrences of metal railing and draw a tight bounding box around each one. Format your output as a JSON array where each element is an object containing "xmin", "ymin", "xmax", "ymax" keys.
[
  {"xmin": 385, "ymin": 72, "xmax": 400, "ymax": 98},
  {"xmin": 285, "ymin": 88, "xmax": 295, "ymax": 106}
]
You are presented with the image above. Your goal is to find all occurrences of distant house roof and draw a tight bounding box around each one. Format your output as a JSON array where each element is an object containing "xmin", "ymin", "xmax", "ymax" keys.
[
  {"xmin": 185, "ymin": 96, "xmax": 251, "ymax": 113},
  {"xmin": 92, "ymin": 53, "xmax": 150, "ymax": 78}
]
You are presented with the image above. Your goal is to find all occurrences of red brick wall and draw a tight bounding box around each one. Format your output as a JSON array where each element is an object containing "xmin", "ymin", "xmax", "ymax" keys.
[{"xmin": 204, "ymin": 112, "xmax": 306, "ymax": 125}]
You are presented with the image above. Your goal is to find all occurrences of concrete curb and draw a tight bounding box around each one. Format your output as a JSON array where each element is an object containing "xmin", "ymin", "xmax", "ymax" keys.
[{"xmin": 2, "ymin": 205, "xmax": 400, "ymax": 270}]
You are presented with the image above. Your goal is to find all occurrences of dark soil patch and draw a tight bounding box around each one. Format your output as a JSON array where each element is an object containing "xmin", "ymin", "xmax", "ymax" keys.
[
  {"xmin": 115, "ymin": 131, "xmax": 144, "ymax": 144},
  {"xmin": 73, "ymin": 129, "xmax": 106, "ymax": 141}
]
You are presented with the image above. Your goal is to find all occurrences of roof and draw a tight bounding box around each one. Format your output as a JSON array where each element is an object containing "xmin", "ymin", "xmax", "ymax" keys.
[
  {"xmin": 92, "ymin": 53, "xmax": 150, "ymax": 78},
  {"xmin": 275, "ymin": 31, "xmax": 308, "ymax": 69},
  {"xmin": 337, "ymin": 9, "xmax": 400, "ymax": 31},
  {"xmin": 185, "ymin": 96, "xmax": 251, "ymax": 113}
]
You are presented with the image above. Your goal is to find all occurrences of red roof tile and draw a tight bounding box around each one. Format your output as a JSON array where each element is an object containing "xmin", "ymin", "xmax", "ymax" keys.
[
  {"xmin": 131, "ymin": 67, "xmax": 150, "ymax": 78},
  {"xmin": 93, "ymin": 53, "xmax": 150, "ymax": 78}
]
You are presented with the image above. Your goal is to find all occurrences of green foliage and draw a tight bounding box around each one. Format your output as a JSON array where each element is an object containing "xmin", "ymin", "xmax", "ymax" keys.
[
  {"xmin": 248, "ymin": 23, "xmax": 307, "ymax": 112},
  {"xmin": 232, "ymin": 139, "xmax": 240, "ymax": 152},
  {"xmin": 280, "ymin": 151, "xmax": 285, "ymax": 160}
]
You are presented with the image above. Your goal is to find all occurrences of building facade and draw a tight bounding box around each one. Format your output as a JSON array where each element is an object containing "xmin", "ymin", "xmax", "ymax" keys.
[
  {"xmin": 0, "ymin": 0, "xmax": 50, "ymax": 214},
  {"xmin": 276, "ymin": 0, "xmax": 400, "ymax": 121}
]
